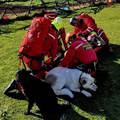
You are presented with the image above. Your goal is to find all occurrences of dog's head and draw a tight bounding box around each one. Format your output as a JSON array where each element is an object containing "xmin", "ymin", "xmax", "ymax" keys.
[
  {"xmin": 16, "ymin": 69, "xmax": 31, "ymax": 84},
  {"xmin": 80, "ymin": 72, "xmax": 97, "ymax": 92}
]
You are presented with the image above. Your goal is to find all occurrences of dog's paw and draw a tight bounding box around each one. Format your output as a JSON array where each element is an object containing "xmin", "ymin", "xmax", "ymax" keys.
[
  {"xmin": 69, "ymin": 93, "xmax": 74, "ymax": 99},
  {"xmin": 81, "ymin": 90, "xmax": 92, "ymax": 97}
]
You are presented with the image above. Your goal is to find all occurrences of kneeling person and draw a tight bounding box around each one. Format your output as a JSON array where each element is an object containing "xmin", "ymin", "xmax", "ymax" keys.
[{"xmin": 60, "ymin": 36, "xmax": 98, "ymax": 76}]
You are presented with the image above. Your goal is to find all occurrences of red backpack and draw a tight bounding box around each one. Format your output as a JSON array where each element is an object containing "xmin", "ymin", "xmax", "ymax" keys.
[{"xmin": 19, "ymin": 17, "xmax": 51, "ymax": 57}]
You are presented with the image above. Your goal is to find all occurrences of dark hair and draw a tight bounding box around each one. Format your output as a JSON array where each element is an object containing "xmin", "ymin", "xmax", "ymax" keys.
[{"xmin": 70, "ymin": 17, "xmax": 77, "ymax": 25}]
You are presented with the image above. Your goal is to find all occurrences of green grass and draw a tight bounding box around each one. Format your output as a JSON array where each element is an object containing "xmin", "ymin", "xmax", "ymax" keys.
[{"xmin": 1, "ymin": 3, "xmax": 120, "ymax": 120}]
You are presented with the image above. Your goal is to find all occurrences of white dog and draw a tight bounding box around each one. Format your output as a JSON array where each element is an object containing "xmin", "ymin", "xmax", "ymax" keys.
[{"xmin": 45, "ymin": 67, "xmax": 97, "ymax": 98}]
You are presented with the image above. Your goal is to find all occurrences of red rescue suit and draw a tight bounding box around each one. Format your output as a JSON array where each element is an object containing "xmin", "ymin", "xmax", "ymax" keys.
[
  {"xmin": 60, "ymin": 37, "xmax": 98, "ymax": 68},
  {"xmin": 46, "ymin": 26, "xmax": 58, "ymax": 59},
  {"xmin": 19, "ymin": 17, "xmax": 51, "ymax": 56},
  {"xmin": 19, "ymin": 17, "xmax": 58, "ymax": 70},
  {"xmin": 74, "ymin": 13, "xmax": 109, "ymax": 44}
]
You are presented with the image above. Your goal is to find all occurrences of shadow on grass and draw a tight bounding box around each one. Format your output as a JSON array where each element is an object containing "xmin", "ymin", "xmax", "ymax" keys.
[
  {"xmin": 0, "ymin": 15, "xmax": 32, "ymax": 34},
  {"xmin": 59, "ymin": 3, "xmax": 108, "ymax": 18},
  {"xmin": 0, "ymin": 11, "xmax": 74, "ymax": 34},
  {"xmin": 0, "ymin": 2, "xmax": 108, "ymax": 26},
  {"xmin": 89, "ymin": 2, "xmax": 107, "ymax": 14},
  {"xmin": 0, "ymin": 24, "xmax": 30, "ymax": 34},
  {"xmin": 0, "ymin": 15, "xmax": 32, "ymax": 25},
  {"xmin": 69, "ymin": 43, "xmax": 120, "ymax": 120}
]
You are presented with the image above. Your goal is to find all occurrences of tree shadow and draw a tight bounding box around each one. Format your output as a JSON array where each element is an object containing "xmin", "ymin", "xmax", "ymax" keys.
[
  {"xmin": 89, "ymin": 2, "xmax": 107, "ymax": 14},
  {"xmin": 62, "ymin": 3, "xmax": 108, "ymax": 19},
  {"xmin": 0, "ymin": 15, "xmax": 32, "ymax": 34},
  {"xmin": 0, "ymin": 0, "xmax": 29, "ymax": 3},
  {"xmin": 0, "ymin": 14, "xmax": 32, "ymax": 24},
  {"xmin": 0, "ymin": 23, "xmax": 30, "ymax": 35}
]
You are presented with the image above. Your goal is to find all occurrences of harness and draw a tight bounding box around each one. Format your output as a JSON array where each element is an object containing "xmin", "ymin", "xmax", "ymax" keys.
[
  {"xmin": 19, "ymin": 53, "xmax": 44, "ymax": 70},
  {"xmin": 78, "ymin": 71, "xmax": 84, "ymax": 91}
]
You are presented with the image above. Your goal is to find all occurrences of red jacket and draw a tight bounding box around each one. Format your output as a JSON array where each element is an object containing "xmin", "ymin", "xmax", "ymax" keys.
[
  {"xmin": 20, "ymin": 30, "xmax": 58, "ymax": 70},
  {"xmin": 60, "ymin": 37, "xmax": 98, "ymax": 67},
  {"xmin": 74, "ymin": 13, "xmax": 98, "ymax": 35},
  {"xmin": 74, "ymin": 13, "xmax": 109, "ymax": 45},
  {"xmin": 45, "ymin": 26, "xmax": 58, "ymax": 59},
  {"xmin": 19, "ymin": 17, "xmax": 58, "ymax": 70},
  {"xmin": 19, "ymin": 17, "xmax": 51, "ymax": 56}
]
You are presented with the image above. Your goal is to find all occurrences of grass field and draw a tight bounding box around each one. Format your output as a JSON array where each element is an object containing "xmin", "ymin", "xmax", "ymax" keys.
[{"xmin": 0, "ymin": 3, "xmax": 120, "ymax": 120}]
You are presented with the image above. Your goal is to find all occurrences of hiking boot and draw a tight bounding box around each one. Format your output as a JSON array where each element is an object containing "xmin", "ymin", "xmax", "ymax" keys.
[{"xmin": 4, "ymin": 79, "xmax": 17, "ymax": 95}]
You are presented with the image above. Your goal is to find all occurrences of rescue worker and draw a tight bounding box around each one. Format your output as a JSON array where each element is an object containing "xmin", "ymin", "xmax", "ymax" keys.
[
  {"xmin": 18, "ymin": 15, "xmax": 59, "ymax": 73},
  {"xmin": 4, "ymin": 14, "xmax": 59, "ymax": 94},
  {"xmin": 42, "ymin": 16, "xmax": 69, "ymax": 67},
  {"xmin": 60, "ymin": 35, "xmax": 98, "ymax": 76},
  {"xmin": 69, "ymin": 13, "xmax": 110, "ymax": 51}
]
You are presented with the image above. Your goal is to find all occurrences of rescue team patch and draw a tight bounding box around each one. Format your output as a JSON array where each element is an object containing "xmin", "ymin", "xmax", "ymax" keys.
[{"xmin": 83, "ymin": 43, "xmax": 92, "ymax": 50}]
